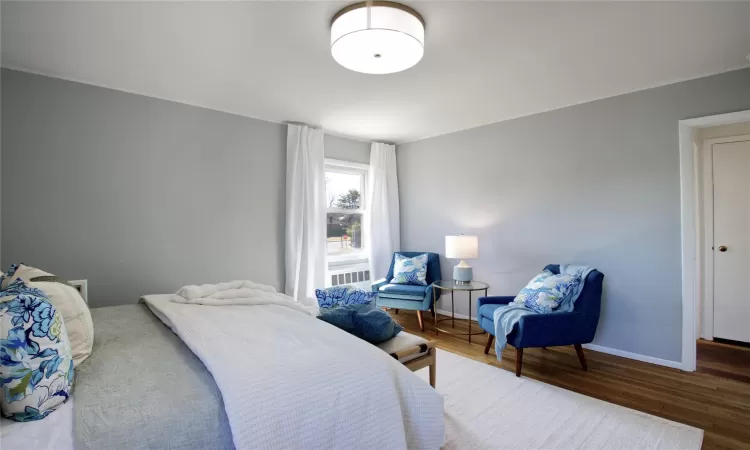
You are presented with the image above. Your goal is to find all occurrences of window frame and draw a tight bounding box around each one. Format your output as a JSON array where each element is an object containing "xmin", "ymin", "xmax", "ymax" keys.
[{"xmin": 325, "ymin": 158, "xmax": 369, "ymax": 266}]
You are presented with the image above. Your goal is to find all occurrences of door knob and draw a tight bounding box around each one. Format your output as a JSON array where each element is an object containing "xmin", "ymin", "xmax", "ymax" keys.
[{"xmin": 718, "ymin": 246, "xmax": 727, "ymax": 252}]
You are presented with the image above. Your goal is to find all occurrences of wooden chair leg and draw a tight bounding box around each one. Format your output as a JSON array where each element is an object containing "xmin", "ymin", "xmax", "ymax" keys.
[
  {"xmin": 484, "ymin": 335, "xmax": 494, "ymax": 354},
  {"xmin": 428, "ymin": 360, "xmax": 436, "ymax": 388},
  {"xmin": 515, "ymin": 348, "xmax": 523, "ymax": 377},
  {"xmin": 574, "ymin": 344, "xmax": 588, "ymax": 371},
  {"xmin": 416, "ymin": 310, "xmax": 424, "ymax": 331}
]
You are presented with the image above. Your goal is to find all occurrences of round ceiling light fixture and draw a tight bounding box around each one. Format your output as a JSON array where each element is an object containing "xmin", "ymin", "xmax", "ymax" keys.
[{"xmin": 331, "ymin": 1, "xmax": 425, "ymax": 75}]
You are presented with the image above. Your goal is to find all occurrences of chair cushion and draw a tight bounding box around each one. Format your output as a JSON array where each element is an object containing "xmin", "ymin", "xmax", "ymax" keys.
[
  {"xmin": 514, "ymin": 271, "xmax": 582, "ymax": 314},
  {"xmin": 479, "ymin": 316, "xmax": 495, "ymax": 334},
  {"xmin": 378, "ymin": 283, "xmax": 425, "ymax": 300},
  {"xmin": 390, "ymin": 253, "xmax": 428, "ymax": 286},
  {"xmin": 478, "ymin": 303, "xmax": 504, "ymax": 322},
  {"xmin": 376, "ymin": 332, "xmax": 429, "ymax": 364}
]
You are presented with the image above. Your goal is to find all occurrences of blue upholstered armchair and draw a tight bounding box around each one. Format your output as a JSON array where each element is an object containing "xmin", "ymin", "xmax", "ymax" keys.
[
  {"xmin": 372, "ymin": 252, "xmax": 441, "ymax": 331},
  {"xmin": 477, "ymin": 264, "xmax": 604, "ymax": 377}
]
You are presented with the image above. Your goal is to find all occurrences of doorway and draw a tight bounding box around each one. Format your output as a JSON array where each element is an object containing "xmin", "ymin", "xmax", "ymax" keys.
[
  {"xmin": 695, "ymin": 125, "xmax": 750, "ymax": 381},
  {"xmin": 701, "ymin": 129, "xmax": 750, "ymax": 344},
  {"xmin": 678, "ymin": 110, "xmax": 750, "ymax": 372}
]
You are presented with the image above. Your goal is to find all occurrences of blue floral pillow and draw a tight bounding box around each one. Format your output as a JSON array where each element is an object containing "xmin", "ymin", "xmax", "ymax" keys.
[
  {"xmin": 0, "ymin": 278, "xmax": 74, "ymax": 422},
  {"xmin": 390, "ymin": 253, "xmax": 428, "ymax": 286},
  {"xmin": 513, "ymin": 271, "xmax": 582, "ymax": 314},
  {"xmin": 315, "ymin": 285, "xmax": 377, "ymax": 309}
]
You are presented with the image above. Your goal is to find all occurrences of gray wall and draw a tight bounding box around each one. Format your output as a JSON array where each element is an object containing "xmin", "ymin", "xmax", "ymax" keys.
[
  {"xmin": 325, "ymin": 134, "xmax": 370, "ymax": 164},
  {"xmin": 1, "ymin": 69, "xmax": 369, "ymax": 307},
  {"xmin": 397, "ymin": 68, "xmax": 750, "ymax": 362}
]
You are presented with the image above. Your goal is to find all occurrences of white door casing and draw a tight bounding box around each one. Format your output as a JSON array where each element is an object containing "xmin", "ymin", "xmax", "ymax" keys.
[
  {"xmin": 711, "ymin": 137, "xmax": 750, "ymax": 343},
  {"xmin": 680, "ymin": 110, "xmax": 750, "ymax": 373}
]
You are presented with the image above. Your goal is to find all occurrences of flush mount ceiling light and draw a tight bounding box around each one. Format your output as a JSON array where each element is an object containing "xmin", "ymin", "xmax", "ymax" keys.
[{"xmin": 331, "ymin": 1, "xmax": 425, "ymax": 75}]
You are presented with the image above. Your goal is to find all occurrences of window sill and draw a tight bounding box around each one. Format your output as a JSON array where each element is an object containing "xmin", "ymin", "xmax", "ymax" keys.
[{"xmin": 328, "ymin": 257, "xmax": 369, "ymax": 270}]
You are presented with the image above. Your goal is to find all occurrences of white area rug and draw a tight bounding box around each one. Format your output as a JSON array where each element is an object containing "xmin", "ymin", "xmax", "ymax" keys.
[{"xmin": 415, "ymin": 350, "xmax": 703, "ymax": 450}]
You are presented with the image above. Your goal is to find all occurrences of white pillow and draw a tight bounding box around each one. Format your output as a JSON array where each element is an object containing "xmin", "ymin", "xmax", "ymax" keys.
[{"xmin": 2, "ymin": 265, "xmax": 94, "ymax": 367}]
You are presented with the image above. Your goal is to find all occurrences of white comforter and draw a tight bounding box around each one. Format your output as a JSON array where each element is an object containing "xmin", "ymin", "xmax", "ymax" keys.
[{"xmin": 142, "ymin": 294, "xmax": 444, "ymax": 450}]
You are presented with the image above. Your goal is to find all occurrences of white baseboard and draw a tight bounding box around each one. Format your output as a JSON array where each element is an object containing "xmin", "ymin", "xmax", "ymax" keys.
[
  {"xmin": 583, "ymin": 343, "xmax": 683, "ymax": 370},
  {"xmin": 435, "ymin": 309, "xmax": 477, "ymax": 321},
  {"xmin": 429, "ymin": 309, "xmax": 684, "ymax": 370}
]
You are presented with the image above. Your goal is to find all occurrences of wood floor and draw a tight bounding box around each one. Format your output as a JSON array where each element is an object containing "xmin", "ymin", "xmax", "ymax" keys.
[{"xmin": 390, "ymin": 310, "xmax": 750, "ymax": 450}]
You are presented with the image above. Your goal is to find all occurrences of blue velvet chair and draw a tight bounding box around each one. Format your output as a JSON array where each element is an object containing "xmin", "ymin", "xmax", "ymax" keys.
[
  {"xmin": 372, "ymin": 252, "xmax": 441, "ymax": 331},
  {"xmin": 477, "ymin": 264, "xmax": 604, "ymax": 377}
]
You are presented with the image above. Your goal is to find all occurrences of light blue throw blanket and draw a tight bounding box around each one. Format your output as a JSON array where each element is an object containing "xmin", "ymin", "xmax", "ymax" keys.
[{"xmin": 492, "ymin": 265, "xmax": 595, "ymax": 360}]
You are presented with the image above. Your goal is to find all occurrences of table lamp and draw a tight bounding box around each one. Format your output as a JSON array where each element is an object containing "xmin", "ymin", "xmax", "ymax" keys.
[{"xmin": 445, "ymin": 235, "xmax": 479, "ymax": 284}]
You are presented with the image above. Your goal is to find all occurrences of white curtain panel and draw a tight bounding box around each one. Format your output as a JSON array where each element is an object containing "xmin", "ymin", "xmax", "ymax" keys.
[
  {"xmin": 285, "ymin": 124, "xmax": 327, "ymax": 304},
  {"xmin": 365, "ymin": 142, "xmax": 401, "ymax": 279}
]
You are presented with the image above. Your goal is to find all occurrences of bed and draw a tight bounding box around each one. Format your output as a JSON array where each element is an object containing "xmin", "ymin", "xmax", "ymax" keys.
[
  {"xmin": 74, "ymin": 303, "xmax": 235, "ymax": 449},
  {"xmin": 1, "ymin": 291, "xmax": 444, "ymax": 450},
  {"xmin": 0, "ymin": 303, "xmax": 234, "ymax": 450}
]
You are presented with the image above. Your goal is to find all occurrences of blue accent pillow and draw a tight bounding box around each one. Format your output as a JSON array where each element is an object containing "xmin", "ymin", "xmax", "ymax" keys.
[
  {"xmin": 0, "ymin": 278, "xmax": 75, "ymax": 422},
  {"xmin": 513, "ymin": 270, "xmax": 582, "ymax": 314},
  {"xmin": 317, "ymin": 304, "xmax": 403, "ymax": 344},
  {"xmin": 315, "ymin": 285, "xmax": 377, "ymax": 309},
  {"xmin": 390, "ymin": 253, "xmax": 428, "ymax": 286}
]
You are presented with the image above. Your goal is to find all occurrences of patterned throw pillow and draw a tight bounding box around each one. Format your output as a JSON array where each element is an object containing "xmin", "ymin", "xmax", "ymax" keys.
[
  {"xmin": 2, "ymin": 263, "xmax": 94, "ymax": 368},
  {"xmin": 315, "ymin": 285, "xmax": 377, "ymax": 309},
  {"xmin": 0, "ymin": 278, "xmax": 74, "ymax": 422},
  {"xmin": 513, "ymin": 271, "xmax": 582, "ymax": 314},
  {"xmin": 390, "ymin": 253, "xmax": 429, "ymax": 286}
]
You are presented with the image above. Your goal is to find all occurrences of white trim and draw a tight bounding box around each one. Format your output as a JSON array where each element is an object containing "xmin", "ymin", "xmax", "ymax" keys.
[
  {"xmin": 324, "ymin": 158, "xmax": 370, "ymax": 171},
  {"xmin": 1, "ymin": 66, "xmax": 379, "ymax": 145},
  {"xmin": 701, "ymin": 139, "xmax": 714, "ymax": 340},
  {"xmin": 325, "ymin": 159, "xmax": 368, "ymax": 213},
  {"xmin": 678, "ymin": 109, "xmax": 750, "ymax": 372},
  {"xmin": 398, "ymin": 65, "xmax": 750, "ymax": 144},
  {"xmin": 700, "ymin": 134, "xmax": 750, "ymax": 340},
  {"xmin": 582, "ymin": 344, "xmax": 683, "ymax": 370},
  {"xmin": 429, "ymin": 313, "xmax": 683, "ymax": 370},
  {"xmin": 326, "ymin": 159, "xmax": 369, "ymax": 264},
  {"xmin": 7, "ymin": 64, "xmax": 749, "ymax": 147},
  {"xmin": 435, "ymin": 309, "xmax": 476, "ymax": 321},
  {"xmin": 69, "ymin": 279, "xmax": 88, "ymax": 305},
  {"xmin": 328, "ymin": 255, "xmax": 368, "ymax": 267}
]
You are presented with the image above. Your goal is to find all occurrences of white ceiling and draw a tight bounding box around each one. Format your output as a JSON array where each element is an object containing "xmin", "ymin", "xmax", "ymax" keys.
[{"xmin": 2, "ymin": 1, "xmax": 749, "ymax": 143}]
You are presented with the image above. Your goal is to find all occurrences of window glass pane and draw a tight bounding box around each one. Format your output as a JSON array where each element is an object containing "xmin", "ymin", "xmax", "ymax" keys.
[
  {"xmin": 327, "ymin": 213, "xmax": 363, "ymax": 255},
  {"xmin": 326, "ymin": 171, "xmax": 362, "ymax": 210}
]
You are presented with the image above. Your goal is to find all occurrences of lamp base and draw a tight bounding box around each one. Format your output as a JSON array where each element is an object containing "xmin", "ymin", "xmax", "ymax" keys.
[{"xmin": 453, "ymin": 264, "xmax": 473, "ymax": 284}]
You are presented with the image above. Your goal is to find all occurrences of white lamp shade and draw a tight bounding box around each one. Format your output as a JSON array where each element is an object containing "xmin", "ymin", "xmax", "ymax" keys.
[
  {"xmin": 331, "ymin": 3, "xmax": 425, "ymax": 74},
  {"xmin": 445, "ymin": 236, "xmax": 479, "ymax": 260}
]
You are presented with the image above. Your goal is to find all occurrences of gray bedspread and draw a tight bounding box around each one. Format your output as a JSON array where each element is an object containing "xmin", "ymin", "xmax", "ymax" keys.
[{"xmin": 74, "ymin": 304, "xmax": 235, "ymax": 450}]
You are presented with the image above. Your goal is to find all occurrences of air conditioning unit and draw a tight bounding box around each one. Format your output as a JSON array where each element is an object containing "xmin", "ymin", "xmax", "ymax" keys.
[{"xmin": 328, "ymin": 261, "xmax": 371, "ymax": 290}]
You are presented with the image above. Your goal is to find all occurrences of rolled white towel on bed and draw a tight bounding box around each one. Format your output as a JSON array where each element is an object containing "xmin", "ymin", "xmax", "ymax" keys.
[
  {"xmin": 171, "ymin": 280, "xmax": 312, "ymax": 315},
  {"xmin": 175, "ymin": 280, "xmax": 277, "ymax": 300}
]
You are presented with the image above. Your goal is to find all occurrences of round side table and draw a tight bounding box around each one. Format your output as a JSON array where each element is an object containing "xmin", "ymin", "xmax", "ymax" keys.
[{"xmin": 432, "ymin": 280, "xmax": 489, "ymax": 343}]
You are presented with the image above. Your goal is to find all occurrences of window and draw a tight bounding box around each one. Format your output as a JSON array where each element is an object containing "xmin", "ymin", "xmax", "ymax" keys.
[{"xmin": 325, "ymin": 159, "xmax": 368, "ymax": 264}]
